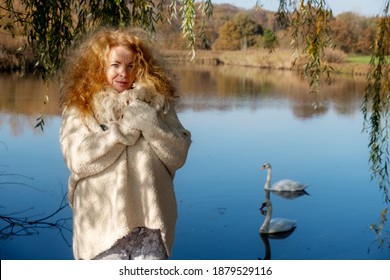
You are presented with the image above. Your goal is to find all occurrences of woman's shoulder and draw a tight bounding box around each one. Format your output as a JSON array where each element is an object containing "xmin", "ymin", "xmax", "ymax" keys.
[{"xmin": 62, "ymin": 104, "xmax": 82, "ymax": 117}]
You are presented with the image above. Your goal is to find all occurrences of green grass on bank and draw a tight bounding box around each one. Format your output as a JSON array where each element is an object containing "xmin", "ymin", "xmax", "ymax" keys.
[
  {"xmin": 346, "ymin": 55, "xmax": 372, "ymax": 64},
  {"xmin": 346, "ymin": 55, "xmax": 390, "ymax": 64}
]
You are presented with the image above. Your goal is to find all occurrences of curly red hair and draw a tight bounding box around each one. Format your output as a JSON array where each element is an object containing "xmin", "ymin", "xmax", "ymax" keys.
[{"xmin": 60, "ymin": 26, "xmax": 176, "ymax": 115}]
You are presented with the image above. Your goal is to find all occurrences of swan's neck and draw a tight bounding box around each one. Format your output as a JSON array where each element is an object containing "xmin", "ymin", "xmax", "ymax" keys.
[
  {"xmin": 264, "ymin": 168, "xmax": 272, "ymax": 190},
  {"xmin": 260, "ymin": 203, "xmax": 272, "ymax": 232}
]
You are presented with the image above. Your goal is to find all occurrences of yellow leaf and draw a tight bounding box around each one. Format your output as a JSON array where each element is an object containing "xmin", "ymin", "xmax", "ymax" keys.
[{"xmin": 381, "ymin": 208, "xmax": 388, "ymax": 222}]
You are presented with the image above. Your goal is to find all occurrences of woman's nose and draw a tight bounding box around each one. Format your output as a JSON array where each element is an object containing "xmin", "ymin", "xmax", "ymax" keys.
[{"xmin": 118, "ymin": 66, "xmax": 128, "ymax": 77}]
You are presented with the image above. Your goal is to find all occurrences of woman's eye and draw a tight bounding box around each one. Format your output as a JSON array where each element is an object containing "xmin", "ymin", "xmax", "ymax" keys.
[
  {"xmin": 111, "ymin": 63, "xmax": 119, "ymax": 68},
  {"xmin": 127, "ymin": 63, "xmax": 134, "ymax": 70}
]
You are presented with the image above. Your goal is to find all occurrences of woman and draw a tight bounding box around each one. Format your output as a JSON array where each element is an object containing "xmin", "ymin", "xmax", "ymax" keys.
[{"xmin": 59, "ymin": 27, "xmax": 191, "ymax": 260}]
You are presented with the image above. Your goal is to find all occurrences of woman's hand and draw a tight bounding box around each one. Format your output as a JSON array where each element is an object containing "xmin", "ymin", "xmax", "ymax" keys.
[{"xmin": 121, "ymin": 99, "xmax": 159, "ymax": 131}]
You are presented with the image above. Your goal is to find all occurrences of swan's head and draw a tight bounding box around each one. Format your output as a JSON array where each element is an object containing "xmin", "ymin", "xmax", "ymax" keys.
[{"xmin": 261, "ymin": 163, "xmax": 272, "ymax": 170}]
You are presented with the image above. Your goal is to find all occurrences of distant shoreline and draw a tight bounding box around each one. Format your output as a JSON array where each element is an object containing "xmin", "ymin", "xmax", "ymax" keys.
[
  {"xmin": 0, "ymin": 48, "xmax": 370, "ymax": 76},
  {"xmin": 163, "ymin": 49, "xmax": 371, "ymax": 76}
]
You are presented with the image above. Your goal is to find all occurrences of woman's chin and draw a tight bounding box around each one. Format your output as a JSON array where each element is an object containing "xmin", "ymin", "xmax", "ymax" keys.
[{"xmin": 113, "ymin": 85, "xmax": 129, "ymax": 93}]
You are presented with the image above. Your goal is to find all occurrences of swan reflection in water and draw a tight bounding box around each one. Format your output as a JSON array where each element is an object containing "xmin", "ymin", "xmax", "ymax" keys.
[
  {"xmin": 271, "ymin": 189, "xmax": 309, "ymax": 200},
  {"xmin": 259, "ymin": 228, "xmax": 296, "ymax": 260}
]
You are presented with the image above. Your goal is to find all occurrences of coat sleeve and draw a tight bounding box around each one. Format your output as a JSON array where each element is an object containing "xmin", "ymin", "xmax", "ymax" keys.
[
  {"xmin": 122, "ymin": 100, "xmax": 191, "ymax": 177},
  {"xmin": 59, "ymin": 106, "xmax": 141, "ymax": 180}
]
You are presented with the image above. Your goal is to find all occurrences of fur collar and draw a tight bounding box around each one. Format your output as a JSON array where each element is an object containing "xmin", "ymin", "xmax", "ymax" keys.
[{"xmin": 91, "ymin": 82, "xmax": 169, "ymax": 125}]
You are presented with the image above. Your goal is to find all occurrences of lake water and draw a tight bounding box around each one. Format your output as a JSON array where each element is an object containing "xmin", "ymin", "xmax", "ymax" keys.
[{"xmin": 0, "ymin": 65, "xmax": 389, "ymax": 260}]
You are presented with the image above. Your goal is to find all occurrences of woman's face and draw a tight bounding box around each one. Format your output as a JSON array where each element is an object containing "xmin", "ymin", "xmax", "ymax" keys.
[{"xmin": 106, "ymin": 45, "xmax": 137, "ymax": 93}]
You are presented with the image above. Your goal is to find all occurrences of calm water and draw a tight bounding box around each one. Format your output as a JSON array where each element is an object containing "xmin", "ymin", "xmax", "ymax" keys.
[{"xmin": 0, "ymin": 65, "xmax": 389, "ymax": 260}]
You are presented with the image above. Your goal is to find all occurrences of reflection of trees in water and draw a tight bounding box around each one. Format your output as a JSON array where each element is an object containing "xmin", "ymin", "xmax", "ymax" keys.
[
  {"xmin": 0, "ymin": 68, "xmax": 366, "ymax": 134},
  {"xmin": 174, "ymin": 65, "xmax": 366, "ymax": 118},
  {"xmin": 291, "ymin": 103, "xmax": 328, "ymax": 120},
  {"xmin": 0, "ymin": 114, "xmax": 57, "ymax": 137},
  {"xmin": 0, "ymin": 73, "xmax": 61, "ymax": 136},
  {"xmin": 0, "ymin": 74, "xmax": 61, "ymax": 115}
]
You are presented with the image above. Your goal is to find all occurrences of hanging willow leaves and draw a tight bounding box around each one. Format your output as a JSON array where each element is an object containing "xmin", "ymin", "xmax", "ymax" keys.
[
  {"xmin": 362, "ymin": 1, "xmax": 390, "ymax": 204},
  {"xmin": 274, "ymin": 0, "xmax": 333, "ymax": 101},
  {"xmin": 3, "ymin": 0, "xmax": 77, "ymax": 80},
  {"xmin": 1, "ymin": 0, "xmax": 213, "ymax": 81},
  {"xmin": 359, "ymin": 0, "xmax": 389, "ymax": 249}
]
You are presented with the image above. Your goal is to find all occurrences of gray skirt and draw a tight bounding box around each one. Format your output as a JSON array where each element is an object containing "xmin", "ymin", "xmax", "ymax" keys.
[{"xmin": 93, "ymin": 227, "xmax": 168, "ymax": 260}]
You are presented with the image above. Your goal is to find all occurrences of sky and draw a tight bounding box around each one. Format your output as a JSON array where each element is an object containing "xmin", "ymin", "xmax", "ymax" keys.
[{"xmin": 208, "ymin": 0, "xmax": 387, "ymax": 17}]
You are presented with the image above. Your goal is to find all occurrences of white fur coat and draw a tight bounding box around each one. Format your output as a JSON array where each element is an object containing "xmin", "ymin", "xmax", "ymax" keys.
[{"xmin": 59, "ymin": 84, "xmax": 191, "ymax": 259}]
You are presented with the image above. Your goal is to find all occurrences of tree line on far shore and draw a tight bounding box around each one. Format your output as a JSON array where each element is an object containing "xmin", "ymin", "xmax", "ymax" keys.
[{"xmin": 157, "ymin": 4, "xmax": 378, "ymax": 55}]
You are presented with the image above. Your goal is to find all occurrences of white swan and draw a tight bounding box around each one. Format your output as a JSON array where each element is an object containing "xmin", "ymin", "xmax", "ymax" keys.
[
  {"xmin": 262, "ymin": 163, "xmax": 308, "ymax": 192},
  {"xmin": 259, "ymin": 199, "xmax": 297, "ymax": 234}
]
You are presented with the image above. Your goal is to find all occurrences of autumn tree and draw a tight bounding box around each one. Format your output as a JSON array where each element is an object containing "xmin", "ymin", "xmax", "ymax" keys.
[
  {"xmin": 261, "ymin": 28, "xmax": 278, "ymax": 49},
  {"xmin": 213, "ymin": 20, "xmax": 240, "ymax": 50},
  {"xmin": 330, "ymin": 12, "xmax": 376, "ymax": 54},
  {"xmin": 213, "ymin": 11, "xmax": 263, "ymax": 50}
]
